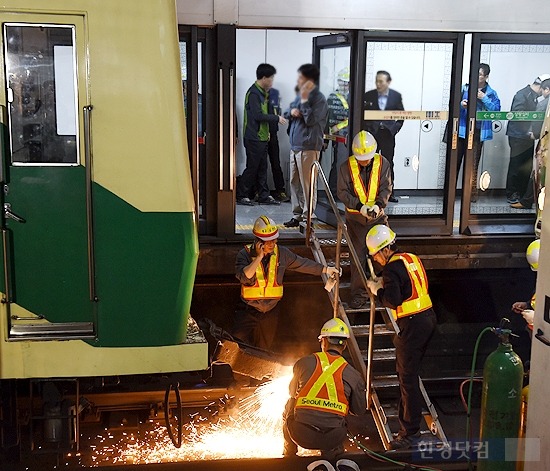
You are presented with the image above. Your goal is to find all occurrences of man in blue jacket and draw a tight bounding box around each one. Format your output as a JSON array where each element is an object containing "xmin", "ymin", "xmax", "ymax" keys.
[
  {"xmin": 457, "ymin": 63, "xmax": 500, "ymax": 201},
  {"xmin": 284, "ymin": 64, "xmax": 328, "ymax": 228},
  {"xmin": 506, "ymin": 74, "xmax": 550, "ymax": 204}
]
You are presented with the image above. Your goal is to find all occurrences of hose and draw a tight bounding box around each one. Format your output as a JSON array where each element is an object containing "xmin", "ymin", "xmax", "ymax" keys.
[
  {"xmin": 347, "ymin": 433, "xmax": 444, "ymax": 471},
  {"xmin": 164, "ymin": 382, "xmax": 183, "ymax": 448},
  {"xmin": 465, "ymin": 326, "xmax": 493, "ymax": 469}
]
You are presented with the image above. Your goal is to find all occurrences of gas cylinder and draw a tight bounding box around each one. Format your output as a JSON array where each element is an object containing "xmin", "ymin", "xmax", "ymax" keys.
[{"xmin": 477, "ymin": 333, "xmax": 524, "ymax": 471}]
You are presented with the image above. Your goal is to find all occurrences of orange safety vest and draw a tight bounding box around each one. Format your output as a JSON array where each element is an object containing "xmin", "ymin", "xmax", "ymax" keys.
[
  {"xmin": 241, "ymin": 245, "xmax": 283, "ymax": 300},
  {"xmin": 346, "ymin": 154, "xmax": 382, "ymax": 213},
  {"xmin": 389, "ymin": 253, "xmax": 433, "ymax": 320},
  {"xmin": 295, "ymin": 352, "xmax": 349, "ymax": 416}
]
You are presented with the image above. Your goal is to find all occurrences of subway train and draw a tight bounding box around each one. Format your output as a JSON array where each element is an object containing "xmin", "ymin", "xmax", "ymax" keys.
[{"xmin": 0, "ymin": 0, "xmax": 207, "ymax": 382}]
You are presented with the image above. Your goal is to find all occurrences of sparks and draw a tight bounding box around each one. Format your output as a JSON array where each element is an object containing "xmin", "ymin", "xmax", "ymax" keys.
[{"xmin": 84, "ymin": 370, "xmax": 319, "ymax": 465}]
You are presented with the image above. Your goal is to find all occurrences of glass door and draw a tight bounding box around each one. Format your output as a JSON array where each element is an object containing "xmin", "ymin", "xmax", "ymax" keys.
[
  {"xmin": 313, "ymin": 33, "xmax": 352, "ymax": 224},
  {"xmin": 460, "ymin": 33, "xmax": 550, "ymax": 235},
  {"xmin": 359, "ymin": 32, "xmax": 465, "ymax": 235}
]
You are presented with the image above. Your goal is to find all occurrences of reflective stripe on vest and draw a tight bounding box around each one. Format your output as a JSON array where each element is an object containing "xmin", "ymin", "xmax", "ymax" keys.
[
  {"xmin": 295, "ymin": 352, "xmax": 349, "ymax": 416},
  {"xmin": 389, "ymin": 253, "xmax": 432, "ymax": 319},
  {"xmin": 241, "ymin": 245, "xmax": 283, "ymax": 300},
  {"xmin": 346, "ymin": 154, "xmax": 382, "ymax": 213},
  {"xmin": 333, "ymin": 93, "xmax": 349, "ymax": 130}
]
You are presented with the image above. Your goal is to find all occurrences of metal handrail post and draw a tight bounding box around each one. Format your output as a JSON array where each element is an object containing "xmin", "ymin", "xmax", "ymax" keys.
[
  {"xmin": 333, "ymin": 222, "xmax": 342, "ymax": 319},
  {"xmin": 306, "ymin": 162, "xmax": 376, "ymax": 406}
]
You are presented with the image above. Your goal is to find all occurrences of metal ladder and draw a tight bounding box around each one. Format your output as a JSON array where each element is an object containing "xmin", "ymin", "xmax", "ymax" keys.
[{"xmin": 305, "ymin": 161, "xmax": 449, "ymax": 451}]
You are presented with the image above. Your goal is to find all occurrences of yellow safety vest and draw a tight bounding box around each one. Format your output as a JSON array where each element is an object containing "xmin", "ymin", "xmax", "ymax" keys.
[
  {"xmin": 332, "ymin": 93, "xmax": 349, "ymax": 132},
  {"xmin": 295, "ymin": 352, "xmax": 349, "ymax": 416},
  {"xmin": 241, "ymin": 245, "xmax": 283, "ymax": 300},
  {"xmin": 389, "ymin": 253, "xmax": 433, "ymax": 320},
  {"xmin": 346, "ymin": 154, "xmax": 382, "ymax": 213}
]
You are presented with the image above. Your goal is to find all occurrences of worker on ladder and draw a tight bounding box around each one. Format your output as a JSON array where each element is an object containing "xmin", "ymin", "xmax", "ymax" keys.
[
  {"xmin": 337, "ymin": 130, "xmax": 392, "ymax": 309},
  {"xmin": 283, "ymin": 318, "xmax": 367, "ymax": 458},
  {"xmin": 234, "ymin": 216, "xmax": 340, "ymax": 351},
  {"xmin": 365, "ymin": 225, "xmax": 437, "ymax": 450}
]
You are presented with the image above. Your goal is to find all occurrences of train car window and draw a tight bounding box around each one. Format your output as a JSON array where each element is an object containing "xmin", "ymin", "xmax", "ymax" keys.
[
  {"xmin": 362, "ymin": 41, "xmax": 453, "ymax": 217},
  {"xmin": 4, "ymin": 24, "xmax": 78, "ymax": 165}
]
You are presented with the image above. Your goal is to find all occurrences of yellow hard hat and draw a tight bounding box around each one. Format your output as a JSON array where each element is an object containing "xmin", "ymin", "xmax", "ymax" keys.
[
  {"xmin": 319, "ymin": 318, "xmax": 350, "ymax": 344},
  {"xmin": 337, "ymin": 67, "xmax": 350, "ymax": 82},
  {"xmin": 253, "ymin": 215, "xmax": 279, "ymax": 241},
  {"xmin": 526, "ymin": 240, "xmax": 540, "ymax": 271},
  {"xmin": 366, "ymin": 225, "xmax": 396, "ymax": 255},
  {"xmin": 352, "ymin": 131, "xmax": 377, "ymax": 161}
]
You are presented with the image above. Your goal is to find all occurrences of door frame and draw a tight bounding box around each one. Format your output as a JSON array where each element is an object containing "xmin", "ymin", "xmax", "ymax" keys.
[{"xmin": 459, "ymin": 32, "xmax": 550, "ymax": 235}]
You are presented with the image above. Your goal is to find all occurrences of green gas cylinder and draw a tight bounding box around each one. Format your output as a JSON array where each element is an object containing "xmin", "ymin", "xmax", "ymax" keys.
[{"xmin": 477, "ymin": 336, "xmax": 524, "ymax": 471}]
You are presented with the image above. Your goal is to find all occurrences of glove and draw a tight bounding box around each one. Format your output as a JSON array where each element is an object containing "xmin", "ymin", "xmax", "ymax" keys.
[
  {"xmin": 360, "ymin": 204, "xmax": 381, "ymax": 218},
  {"xmin": 521, "ymin": 309, "xmax": 534, "ymax": 325},
  {"xmin": 325, "ymin": 266, "xmax": 342, "ymax": 277},
  {"xmin": 366, "ymin": 279, "xmax": 383, "ymax": 295}
]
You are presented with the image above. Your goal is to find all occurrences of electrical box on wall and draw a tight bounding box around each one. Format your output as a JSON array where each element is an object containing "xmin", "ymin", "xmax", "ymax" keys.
[{"xmin": 404, "ymin": 157, "xmax": 411, "ymax": 167}]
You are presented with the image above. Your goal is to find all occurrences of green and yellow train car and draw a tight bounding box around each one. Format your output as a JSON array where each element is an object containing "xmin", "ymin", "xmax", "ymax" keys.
[{"xmin": 0, "ymin": 0, "xmax": 207, "ymax": 379}]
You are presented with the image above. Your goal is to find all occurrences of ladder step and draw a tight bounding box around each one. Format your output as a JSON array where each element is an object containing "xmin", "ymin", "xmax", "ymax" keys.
[
  {"xmin": 318, "ymin": 238, "xmax": 348, "ymax": 247},
  {"xmin": 363, "ymin": 348, "xmax": 396, "ymax": 362},
  {"xmin": 352, "ymin": 324, "xmax": 395, "ymax": 337},
  {"xmin": 372, "ymin": 374, "xmax": 399, "ymax": 388},
  {"xmin": 344, "ymin": 305, "xmax": 387, "ymax": 314}
]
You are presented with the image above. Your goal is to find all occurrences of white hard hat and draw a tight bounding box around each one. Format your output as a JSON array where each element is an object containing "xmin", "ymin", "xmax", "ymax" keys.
[
  {"xmin": 352, "ymin": 131, "xmax": 377, "ymax": 161},
  {"xmin": 319, "ymin": 318, "xmax": 350, "ymax": 345},
  {"xmin": 366, "ymin": 225, "xmax": 396, "ymax": 256},
  {"xmin": 252, "ymin": 215, "xmax": 279, "ymax": 241},
  {"xmin": 535, "ymin": 74, "xmax": 550, "ymax": 84},
  {"xmin": 337, "ymin": 67, "xmax": 350, "ymax": 82},
  {"xmin": 526, "ymin": 239, "xmax": 540, "ymax": 271}
]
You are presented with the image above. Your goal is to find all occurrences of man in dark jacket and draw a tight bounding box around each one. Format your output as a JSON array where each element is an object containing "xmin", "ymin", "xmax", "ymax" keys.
[
  {"xmin": 267, "ymin": 88, "xmax": 289, "ymax": 202},
  {"xmin": 366, "ymin": 225, "xmax": 436, "ymax": 450},
  {"xmin": 283, "ymin": 64, "xmax": 328, "ymax": 228},
  {"xmin": 237, "ymin": 64, "xmax": 287, "ymax": 206},
  {"xmin": 283, "ymin": 318, "xmax": 366, "ymax": 457},
  {"xmin": 234, "ymin": 216, "xmax": 339, "ymax": 350},
  {"xmin": 505, "ymin": 74, "xmax": 550, "ymax": 204},
  {"xmin": 363, "ymin": 71, "xmax": 404, "ymax": 203}
]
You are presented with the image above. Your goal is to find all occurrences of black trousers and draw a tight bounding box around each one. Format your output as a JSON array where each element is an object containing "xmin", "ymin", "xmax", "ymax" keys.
[
  {"xmin": 373, "ymin": 128, "xmax": 396, "ymax": 196},
  {"xmin": 456, "ymin": 129, "xmax": 483, "ymax": 199},
  {"xmin": 506, "ymin": 137, "xmax": 534, "ymax": 199},
  {"xmin": 519, "ymin": 173, "xmax": 536, "ymax": 208},
  {"xmin": 267, "ymin": 135, "xmax": 285, "ymax": 192},
  {"xmin": 283, "ymin": 415, "xmax": 347, "ymax": 454},
  {"xmin": 237, "ymin": 139, "xmax": 269, "ymax": 201},
  {"xmin": 394, "ymin": 309, "xmax": 437, "ymax": 436},
  {"xmin": 231, "ymin": 302, "xmax": 279, "ymax": 351}
]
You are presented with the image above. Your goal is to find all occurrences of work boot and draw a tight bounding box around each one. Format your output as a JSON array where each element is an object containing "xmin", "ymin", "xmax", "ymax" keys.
[
  {"xmin": 321, "ymin": 444, "xmax": 344, "ymax": 460},
  {"xmin": 259, "ymin": 195, "xmax": 280, "ymax": 205},
  {"xmin": 388, "ymin": 431, "xmax": 421, "ymax": 450},
  {"xmin": 283, "ymin": 217, "xmax": 301, "ymax": 228},
  {"xmin": 237, "ymin": 197, "xmax": 255, "ymax": 206}
]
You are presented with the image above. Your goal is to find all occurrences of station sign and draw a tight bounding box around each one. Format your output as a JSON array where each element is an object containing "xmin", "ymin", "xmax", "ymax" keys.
[
  {"xmin": 363, "ymin": 110, "xmax": 449, "ymax": 121},
  {"xmin": 476, "ymin": 111, "xmax": 545, "ymax": 121}
]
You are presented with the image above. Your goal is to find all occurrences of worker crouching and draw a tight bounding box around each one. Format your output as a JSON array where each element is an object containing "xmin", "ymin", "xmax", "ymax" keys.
[
  {"xmin": 234, "ymin": 216, "xmax": 339, "ymax": 351},
  {"xmin": 366, "ymin": 225, "xmax": 437, "ymax": 450},
  {"xmin": 283, "ymin": 318, "xmax": 367, "ymax": 458}
]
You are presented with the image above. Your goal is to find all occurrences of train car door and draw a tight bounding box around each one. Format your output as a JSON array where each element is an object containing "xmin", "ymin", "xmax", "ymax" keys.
[{"xmin": 1, "ymin": 14, "xmax": 94, "ymax": 339}]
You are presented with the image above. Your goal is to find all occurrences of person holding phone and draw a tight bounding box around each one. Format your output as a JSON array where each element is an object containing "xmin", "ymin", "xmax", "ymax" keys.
[
  {"xmin": 234, "ymin": 216, "xmax": 339, "ymax": 350},
  {"xmin": 284, "ymin": 64, "xmax": 328, "ymax": 228}
]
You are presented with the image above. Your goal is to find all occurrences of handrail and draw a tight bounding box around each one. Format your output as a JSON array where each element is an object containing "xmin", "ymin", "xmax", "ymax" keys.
[{"xmin": 306, "ymin": 161, "xmax": 376, "ymax": 408}]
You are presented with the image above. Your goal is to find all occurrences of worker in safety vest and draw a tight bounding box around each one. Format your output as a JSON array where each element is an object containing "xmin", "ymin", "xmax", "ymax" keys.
[
  {"xmin": 283, "ymin": 318, "xmax": 367, "ymax": 457},
  {"xmin": 337, "ymin": 131, "xmax": 392, "ymax": 309},
  {"xmin": 365, "ymin": 225, "xmax": 436, "ymax": 450},
  {"xmin": 234, "ymin": 216, "xmax": 340, "ymax": 350},
  {"xmin": 326, "ymin": 67, "xmax": 350, "ymax": 196},
  {"xmin": 512, "ymin": 239, "xmax": 540, "ymax": 334}
]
